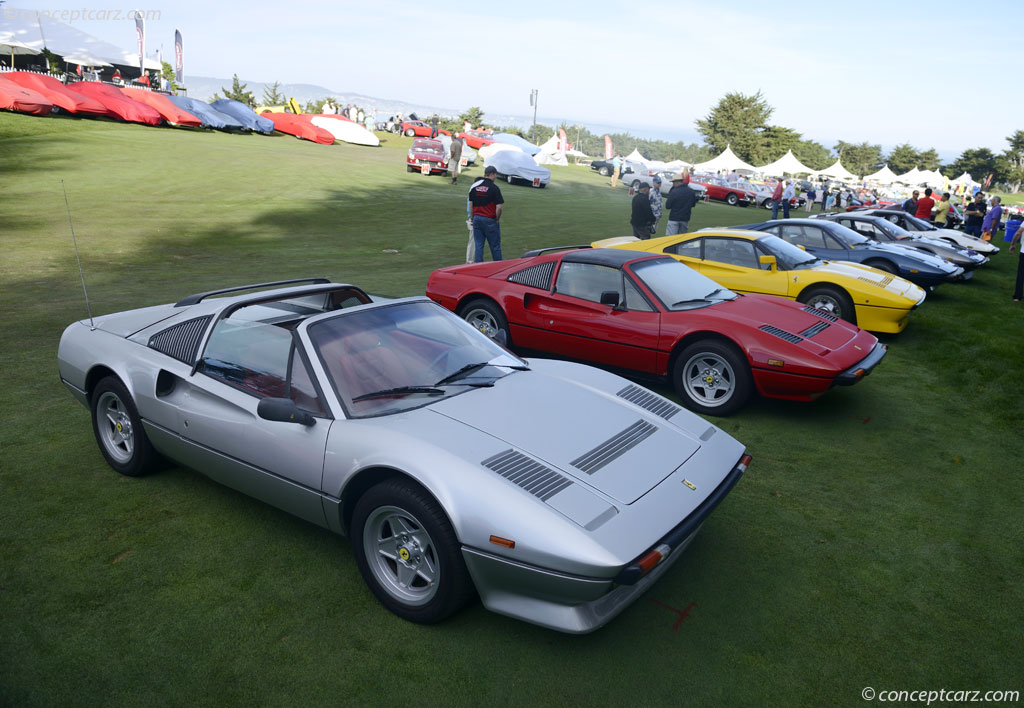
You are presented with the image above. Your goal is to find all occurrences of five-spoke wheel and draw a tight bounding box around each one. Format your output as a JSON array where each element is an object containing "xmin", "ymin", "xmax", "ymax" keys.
[
  {"xmin": 90, "ymin": 376, "xmax": 157, "ymax": 476},
  {"xmin": 672, "ymin": 340, "xmax": 751, "ymax": 416}
]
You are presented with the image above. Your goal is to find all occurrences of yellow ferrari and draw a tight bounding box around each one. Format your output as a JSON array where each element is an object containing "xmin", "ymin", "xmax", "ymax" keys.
[{"xmin": 593, "ymin": 230, "xmax": 926, "ymax": 333}]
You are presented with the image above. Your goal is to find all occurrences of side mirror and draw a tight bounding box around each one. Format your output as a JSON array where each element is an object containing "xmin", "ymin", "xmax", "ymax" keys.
[
  {"xmin": 600, "ymin": 290, "xmax": 622, "ymax": 308},
  {"xmin": 759, "ymin": 255, "xmax": 777, "ymax": 271},
  {"xmin": 257, "ymin": 397, "xmax": 316, "ymax": 426}
]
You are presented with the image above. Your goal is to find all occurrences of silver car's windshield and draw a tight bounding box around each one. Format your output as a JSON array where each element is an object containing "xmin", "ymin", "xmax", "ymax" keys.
[
  {"xmin": 631, "ymin": 258, "xmax": 737, "ymax": 310},
  {"xmin": 758, "ymin": 235, "xmax": 818, "ymax": 268},
  {"xmin": 308, "ymin": 301, "xmax": 524, "ymax": 418},
  {"xmin": 901, "ymin": 213, "xmax": 937, "ymax": 231}
]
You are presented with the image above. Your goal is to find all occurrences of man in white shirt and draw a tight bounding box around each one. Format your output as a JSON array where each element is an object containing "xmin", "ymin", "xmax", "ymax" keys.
[{"xmin": 781, "ymin": 180, "xmax": 795, "ymax": 219}]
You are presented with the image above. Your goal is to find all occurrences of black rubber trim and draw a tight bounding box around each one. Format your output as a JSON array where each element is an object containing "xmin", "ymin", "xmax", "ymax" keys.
[
  {"xmin": 175, "ymin": 278, "xmax": 331, "ymax": 307},
  {"xmin": 521, "ymin": 245, "xmax": 591, "ymax": 258},
  {"xmin": 835, "ymin": 341, "xmax": 887, "ymax": 385},
  {"xmin": 613, "ymin": 453, "xmax": 750, "ymax": 586}
]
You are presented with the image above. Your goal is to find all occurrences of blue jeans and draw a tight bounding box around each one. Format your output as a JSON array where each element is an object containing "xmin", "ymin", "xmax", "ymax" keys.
[
  {"xmin": 771, "ymin": 199, "xmax": 790, "ymax": 220},
  {"xmin": 473, "ymin": 216, "xmax": 502, "ymax": 262},
  {"xmin": 964, "ymin": 224, "xmax": 982, "ymax": 238}
]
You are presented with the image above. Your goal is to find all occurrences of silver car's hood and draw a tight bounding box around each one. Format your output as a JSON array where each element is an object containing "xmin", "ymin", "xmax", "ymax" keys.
[{"xmin": 429, "ymin": 363, "xmax": 702, "ymax": 504}]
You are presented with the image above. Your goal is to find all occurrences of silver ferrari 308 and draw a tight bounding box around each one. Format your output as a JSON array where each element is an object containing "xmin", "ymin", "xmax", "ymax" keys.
[{"xmin": 57, "ymin": 278, "xmax": 751, "ymax": 633}]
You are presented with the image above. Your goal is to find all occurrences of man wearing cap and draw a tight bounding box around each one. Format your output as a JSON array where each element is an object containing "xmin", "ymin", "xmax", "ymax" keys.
[
  {"xmin": 630, "ymin": 183, "xmax": 656, "ymax": 238},
  {"xmin": 664, "ymin": 172, "xmax": 698, "ymax": 235},
  {"xmin": 468, "ymin": 166, "xmax": 505, "ymax": 262},
  {"xmin": 649, "ymin": 175, "xmax": 664, "ymax": 235}
]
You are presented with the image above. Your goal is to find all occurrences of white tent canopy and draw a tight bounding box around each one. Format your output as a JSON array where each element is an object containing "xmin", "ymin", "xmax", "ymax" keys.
[
  {"xmin": 624, "ymin": 148, "xmax": 650, "ymax": 165},
  {"xmin": 917, "ymin": 169, "xmax": 946, "ymax": 187},
  {"xmin": 693, "ymin": 145, "xmax": 756, "ymax": 173},
  {"xmin": 757, "ymin": 149, "xmax": 815, "ymax": 177},
  {"xmin": 951, "ymin": 171, "xmax": 974, "ymax": 185},
  {"xmin": 533, "ymin": 134, "xmax": 568, "ymax": 166},
  {"xmin": 863, "ymin": 165, "xmax": 898, "ymax": 184},
  {"xmin": 893, "ymin": 167, "xmax": 922, "ymax": 184},
  {"xmin": 816, "ymin": 159, "xmax": 858, "ymax": 181},
  {"xmin": 0, "ymin": 8, "xmax": 161, "ymax": 71}
]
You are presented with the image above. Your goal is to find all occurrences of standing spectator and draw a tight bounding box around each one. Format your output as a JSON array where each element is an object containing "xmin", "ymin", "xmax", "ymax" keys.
[
  {"xmin": 915, "ymin": 188, "xmax": 936, "ymax": 221},
  {"xmin": 770, "ymin": 180, "xmax": 785, "ymax": 220},
  {"xmin": 963, "ymin": 192, "xmax": 987, "ymax": 237},
  {"xmin": 430, "ymin": 113, "xmax": 440, "ymax": 138},
  {"xmin": 727, "ymin": 169, "xmax": 739, "ymax": 183},
  {"xmin": 610, "ymin": 154, "xmax": 622, "ymax": 188},
  {"xmin": 781, "ymin": 180, "xmax": 795, "ymax": 219},
  {"xmin": 649, "ymin": 175, "xmax": 664, "ymax": 234},
  {"xmin": 1010, "ymin": 220, "xmax": 1024, "ymax": 301},
  {"xmin": 664, "ymin": 172, "xmax": 698, "ymax": 234},
  {"xmin": 805, "ymin": 184, "xmax": 816, "ymax": 212},
  {"xmin": 903, "ymin": 190, "xmax": 919, "ymax": 213},
  {"xmin": 465, "ymin": 197, "xmax": 475, "ymax": 264},
  {"xmin": 364, "ymin": 112, "xmax": 374, "ymax": 132},
  {"xmin": 448, "ymin": 135, "xmax": 464, "ymax": 185},
  {"xmin": 356, "ymin": 108, "xmax": 365, "ymax": 124},
  {"xmin": 468, "ymin": 166, "xmax": 504, "ymax": 262},
  {"xmin": 819, "ymin": 185, "xmax": 829, "ymax": 211},
  {"xmin": 631, "ymin": 184, "xmax": 655, "ymax": 238},
  {"xmin": 934, "ymin": 193, "xmax": 952, "ymax": 226},
  {"xmin": 982, "ymin": 196, "xmax": 1003, "ymax": 241}
]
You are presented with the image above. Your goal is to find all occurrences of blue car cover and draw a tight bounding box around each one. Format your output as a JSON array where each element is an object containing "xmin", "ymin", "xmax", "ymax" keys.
[
  {"xmin": 167, "ymin": 95, "xmax": 246, "ymax": 130},
  {"xmin": 211, "ymin": 99, "xmax": 275, "ymax": 134}
]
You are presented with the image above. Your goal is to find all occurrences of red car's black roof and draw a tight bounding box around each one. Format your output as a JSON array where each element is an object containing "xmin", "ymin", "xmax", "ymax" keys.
[{"xmin": 560, "ymin": 248, "xmax": 666, "ymax": 268}]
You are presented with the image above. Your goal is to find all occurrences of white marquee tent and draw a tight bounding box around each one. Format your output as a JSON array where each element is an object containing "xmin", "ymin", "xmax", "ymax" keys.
[
  {"xmin": 917, "ymin": 169, "xmax": 947, "ymax": 187},
  {"xmin": 757, "ymin": 149, "xmax": 815, "ymax": 177},
  {"xmin": 0, "ymin": 8, "xmax": 161, "ymax": 70},
  {"xmin": 624, "ymin": 148, "xmax": 650, "ymax": 165},
  {"xmin": 894, "ymin": 167, "xmax": 923, "ymax": 184},
  {"xmin": 951, "ymin": 172, "xmax": 974, "ymax": 185},
  {"xmin": 863, "ymin": 165, "xmax": 899, "ymax": 184},
  {"xmin": 533, "ymin": 134, "xmax": 568, "ymax": 166},
  {"xmin": 816, "ymin": 159, "xmax": 858, "ymax": 181},
  {"xmin": 693, "ymin": 146, "xmax": 756, "ymax": 174}
]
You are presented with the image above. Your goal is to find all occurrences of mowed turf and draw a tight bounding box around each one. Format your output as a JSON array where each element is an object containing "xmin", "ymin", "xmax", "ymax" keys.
[{"xmin": 1, "ymin": 112, "xmax": 1022, "ymax": 707}]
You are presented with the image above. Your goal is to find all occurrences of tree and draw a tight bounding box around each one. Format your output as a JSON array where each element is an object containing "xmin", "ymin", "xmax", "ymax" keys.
[
  {"xmin": 213, "ymin": 74, "xmax": 254, "ymax": 105},
  {"xmin": 792, "ymin": 139, "xmax": 833, "ymax": 172},
  {"xmin": 945, "ymin": 148, "xmax": 1005, "ymax": 188},
  {"xmin": 886, "ymin": 143, "xmax": 920, "ymax": 174},
  {"xmin": 695, "ymin": 91, "xmax": 774, "ymax": 163},
  {"xmin": 303, "ymin": 97, "xmax": 329, "ymax": 114},
  {"xmin": 1002, "ymin": 130, "xmax": 1024, "ymax": 192},
  {"xmin": 262, "ymin": 81, "xmax": 285, "ymax": 106},
  {"xmin": 834, "ymin": 141, "xmax": 883, "ymax": 178},
  {"xmin": 750, "ymin": 125, "xmax": 801, "ymax": 166},
  {"xmin": 458, "ymin": 106, "xmax": 485, "ymax": 129},
  {"xmin": 917, "ymin": 148, "xmax": 941, "ymax": 171}
]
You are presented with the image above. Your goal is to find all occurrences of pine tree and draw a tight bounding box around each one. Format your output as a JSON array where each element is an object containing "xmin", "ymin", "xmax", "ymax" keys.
[
  {"xmin": 262, "ymin": 81, "xmax": 285, "ymax": 106},
  {"xmin": 213, "ymin": 74, "xmax": 254, "ymax": 105}
]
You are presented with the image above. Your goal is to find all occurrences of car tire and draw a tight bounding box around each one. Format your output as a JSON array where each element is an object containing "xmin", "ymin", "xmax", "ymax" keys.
[
  {"xmin": 458, "ymin": 298, "xmax": 511, "ymax": 346},
  {"xmin": 90, "ymin": 376, "xmax": 158, "ymax": 476},
  {"xmin": 798, "ymin": 285, "xmax": 856, "ymax": 324},
  {"xmin": 726, "ymin": 193, "xmax": 738, "ymax": 206},
  {"xmin": 406, "ymin": 165, "xmax": 415, "ymax": 172},
  {"xmin": 598, "ymin": 166, "xmax": 611, "ymax": 177},
  {"xmin": 352, "ymin": 478, "xmax": 473, "ymax": 624},
  {"xmin": 404, "ymin": 129, "xmax": 415, "ymax": 137},
  {"xmin": 864, "ymin": 259, "xmax": 896, "ymax": 275},
  {"xmin": 506, "ymin": 174, "xmax": 514, "ymax": 184},
  {"xmin": 538, "ymin": 182, "xmax": 546, "ymax": 189},
  {"xmin": 672, "ymin": 340, "xmax": 752, "ymax": 416},
  {"xmin": 632, "ymin": 180, "xmax": 641, "ymax": 189},
  {"xmin": 762, "ymin": 198, "xmax": 772, "ymax": 209}
]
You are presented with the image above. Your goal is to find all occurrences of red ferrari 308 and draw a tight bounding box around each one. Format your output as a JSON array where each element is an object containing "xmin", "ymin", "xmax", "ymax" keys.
[{"xmin": 425, "ymin": 248, "xmax": 886, "ymax": 415}]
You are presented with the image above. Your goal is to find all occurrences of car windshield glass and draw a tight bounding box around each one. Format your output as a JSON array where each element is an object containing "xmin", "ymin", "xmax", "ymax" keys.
[
  {"xmin": 901, "ymin": 213, "xmax": 936, "ymax": 231},
  {"xmin": 308, "ymin": 301, "xmax": 524, "ymax": 418},
  {"xmin": 630, "ymin": 258, "xmax": 737, "ymax": 310},
  {"xmin": 871, "ymin": 219, "xmax": 911, "ymax": 239},
  {"xmin": 758, "ymin": 235, "xmax": 818, "ymax": 268},
  {"xmin": 828, "ymin": 223, "xmax": 870, "ymax": 246}
]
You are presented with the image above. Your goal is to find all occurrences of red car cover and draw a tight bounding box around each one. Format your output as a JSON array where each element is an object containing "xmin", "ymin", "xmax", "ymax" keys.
[
  {"xmin": 0, "ymin": 76, "xmax": 54, "ymax": 116},
  {"xmin": 4, "ymin": 72, "xmax": 109, "ymax": 116},
  {"xmin": 121, "ymin": 87, "xmax": 202, "ymax": 127},
  {"xmin": 262, "ymin": 112, "xmax": 334, "ymax": 145},
  {"xmin": 65, "ymin": 82, "xmax": 162, "ymax": 125}
]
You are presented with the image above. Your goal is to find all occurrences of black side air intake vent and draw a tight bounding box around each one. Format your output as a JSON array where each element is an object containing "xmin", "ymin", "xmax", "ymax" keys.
[
  {"xmin": 507, "ymin": 262, "xmax": 555, "ymax": 290},
  {"xmin": 148, "ymin": 316, "xmax": 212, "ymax": 364}
]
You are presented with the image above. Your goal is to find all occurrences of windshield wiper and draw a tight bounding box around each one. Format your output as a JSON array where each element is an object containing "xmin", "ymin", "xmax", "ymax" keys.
[
  {"xmin": 433, "ymin": 362, "xmax": 491, "ymax": 386},
  {"xmin": 352, "ymin": 386, "xmax": 445, "ymax": 402},
  {"xmin": 704, "ymin": 287, "xmax": 732, "ymax": 299},
  {"xmin": 671, "ymin": 298, "xmax": 713, "ymax": 307}
]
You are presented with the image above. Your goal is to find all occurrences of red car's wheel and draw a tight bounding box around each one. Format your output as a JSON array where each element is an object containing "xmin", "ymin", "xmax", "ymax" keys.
[
  {"xmin": 405, "ymin": 128, "xmax": 415, "ymax": 137},
  {"xmin": 672, "ymin": 340, "xmax": 751, "ymax": 416}
]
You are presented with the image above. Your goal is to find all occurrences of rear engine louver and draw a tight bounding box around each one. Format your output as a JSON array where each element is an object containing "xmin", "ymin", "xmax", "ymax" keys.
[
  {"xmin": 801, "ymin": 305, "xmax": 838, "ymax": 322},
  {"xmin": 759, "ymin": 324, "xmax": 803, "ymax": 344},
  {"xmin": 148, "ymin": 316, "xmax": 212, "ymax": 364},
  {"xmin": 507, "ymin": 262, "xmax": 555, "ymax": 290},
  {"xmin": 799, "ymin": 321, "xmax": 831, "ymax": 338},
  {"xmin": 482, "ymin": 450, "xmax": 572, "ymax": 501},
  {"xmin": 571, "ymin": 420, "xmax": 657, "ymax": 475},
  {"xmin": 616, "ymin": 384, "xmax": 680, "ymax": 420}
]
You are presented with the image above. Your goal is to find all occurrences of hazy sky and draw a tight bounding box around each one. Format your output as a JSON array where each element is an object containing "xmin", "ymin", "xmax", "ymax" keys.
[{"xmin": 8, "ymin": 0, "xmax": 1024, "ymax": 156}]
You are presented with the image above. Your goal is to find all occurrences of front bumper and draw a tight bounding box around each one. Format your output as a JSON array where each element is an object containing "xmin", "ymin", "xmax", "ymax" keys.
[
  {"xmin": 461, "ymin": 454, "xmax": 750, "ymax": 634},
  {"xmin": 835, "ymin": 341, "xmax": 887, "ymax": 386}
]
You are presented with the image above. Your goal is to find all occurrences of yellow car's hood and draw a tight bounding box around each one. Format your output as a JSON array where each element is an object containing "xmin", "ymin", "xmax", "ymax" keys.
[{"xmin": 810, "ymin": 260, "xmax": 924, "ymax": 303}]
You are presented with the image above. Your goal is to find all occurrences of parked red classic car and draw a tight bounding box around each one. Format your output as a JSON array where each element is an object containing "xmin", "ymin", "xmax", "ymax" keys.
[
  {"xmin": 689, "ymin": 174, "xmax": 757, "ymax": 207},
  {"xmin": 406, "ymin": 138, "xmax": 448, "ymax": 175},
  {"xmin": 456, "ymin": 128, "xmax": 495, "ymax": 149},
  {"xmin": 425, "ymin": 248, "xmax": 886, "ymax": 415},
  {"xmin": 399, "ymin": 120, "xmax": 450, "ymax": 138}
]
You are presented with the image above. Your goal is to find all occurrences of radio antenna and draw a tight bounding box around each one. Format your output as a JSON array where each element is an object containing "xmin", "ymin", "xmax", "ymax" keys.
[{"xmin": 62, "ymin": 180, "xmax": 94, "ymax": 329}]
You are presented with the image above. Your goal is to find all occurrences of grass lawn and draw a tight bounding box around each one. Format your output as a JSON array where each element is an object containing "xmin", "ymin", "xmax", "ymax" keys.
[{"xmin": 1, "ymin": 112, "xmax": 1022, "ymax": 707}]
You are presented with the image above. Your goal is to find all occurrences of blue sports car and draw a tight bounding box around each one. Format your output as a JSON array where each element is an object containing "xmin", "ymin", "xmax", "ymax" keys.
[{"xmin": 728, "ymin": 218, "xmax": 962, "ymax": 290}]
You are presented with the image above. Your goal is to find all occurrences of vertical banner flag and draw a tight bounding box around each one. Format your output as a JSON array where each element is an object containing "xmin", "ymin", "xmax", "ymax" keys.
[
  {"xmin": 558, "ymin": 128, "xmax": 568, "ymax": 151},
  {"xmin": 174, "ymin": 29, "xmax": 183, "ymax": 84},
  {"xmin": 134, "ymin": 10, "xmax": 145, "ymax": 78},
  {"xmin": 604, "ymin": 136, "xmax": 613, "ymax": 160}
]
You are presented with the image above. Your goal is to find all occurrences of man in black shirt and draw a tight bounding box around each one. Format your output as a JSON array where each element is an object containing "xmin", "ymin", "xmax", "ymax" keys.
[
  {"xmin": 630, "ymin": 183, "xmax": 655, "ymax": 238},
  {"xmin": 664, "ymin": 174, "xmax": 698, "ymax": 234},
  {"xmin": 963, "ymin": 192, "xmax": 986, "ymax": 238},
  {"xmin": 468, "ymin": 166, "xmax": 505, "ymax": 261}
]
